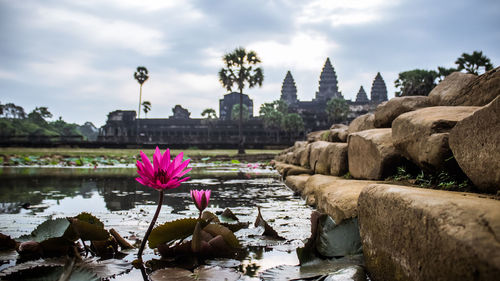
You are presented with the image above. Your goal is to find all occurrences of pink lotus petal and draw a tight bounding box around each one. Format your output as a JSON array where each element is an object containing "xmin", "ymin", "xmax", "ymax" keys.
[
  {"xmin": 153, "ymin": 146, "xmax": 162, "ymax": 172},
  {"xmin": 140, "ymin": 151, "xmax": 154, "ymax": 177}
]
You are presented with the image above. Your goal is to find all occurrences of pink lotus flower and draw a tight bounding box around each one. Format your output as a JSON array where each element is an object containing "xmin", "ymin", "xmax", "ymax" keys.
[
  {"xmin": 136, "ymin": 147, "xmax": 191, "ymax": 190},
  {"xmin": 134, "ymin": 146, "xmax": 191, "ymax": 262},
  {"xmin": 191, "ymin": 189, "xmax": 211, "ymax": 213}
]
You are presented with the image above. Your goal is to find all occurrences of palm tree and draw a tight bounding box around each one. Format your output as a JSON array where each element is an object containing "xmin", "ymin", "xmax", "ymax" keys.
[
  {"xmin": 218, "ymin": 47, "xmax": 264, "ymax": 154},
  {"xmin": 134, "ymin": 66, "xmax": 149, "ymax": 119},
  {"xmin": 201, "ymin": 108, "xmax": 217, "ymax": 119},
  {"xmin": 455, "ymin": 51, "xmax": 494, "ymax": 75},
  {"xmin": 142, "ymin": 101, "xmax": 151, "ymax": 118}
]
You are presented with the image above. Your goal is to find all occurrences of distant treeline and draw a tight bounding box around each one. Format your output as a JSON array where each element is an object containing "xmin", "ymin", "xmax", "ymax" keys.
[{"xmin": 0, "ymin": 102, "xmax": 98, "ymax": 141}]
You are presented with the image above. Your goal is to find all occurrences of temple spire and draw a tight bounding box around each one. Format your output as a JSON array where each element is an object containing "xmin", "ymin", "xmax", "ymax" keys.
[
  {"xmin": 370, "ymin": 72, "xmax": 388, "ymax": 103},
  {"xmin": 355, "ymin": 86, "xmax": 369, "ymax": 102},
  {"xmin": 315, "ymin": 57, "xmax": 343, "ymax": 101},
  {"xmin": 280, "ymin": 71, "xmax": 298, "ymax": 104}
]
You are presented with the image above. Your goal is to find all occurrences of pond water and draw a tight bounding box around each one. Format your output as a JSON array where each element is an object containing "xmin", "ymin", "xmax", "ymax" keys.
[{"xmin": 0, "ymin": 164, "xmax": 314, "ymax": 280}]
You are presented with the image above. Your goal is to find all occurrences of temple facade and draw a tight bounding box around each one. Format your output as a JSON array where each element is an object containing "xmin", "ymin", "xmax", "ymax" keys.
[
  {"xmin": 98, "ymin": 57, "xmax": 388, "ymax": 146},
  {"xmin": 280, "ymin": 58, "xmax": 388, "ymax": 129}
]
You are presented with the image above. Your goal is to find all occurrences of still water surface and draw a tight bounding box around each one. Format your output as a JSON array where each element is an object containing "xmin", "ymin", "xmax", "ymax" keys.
[{"xmin": 0, "ymin": 164, "xmax": 312, "ymax": 280}]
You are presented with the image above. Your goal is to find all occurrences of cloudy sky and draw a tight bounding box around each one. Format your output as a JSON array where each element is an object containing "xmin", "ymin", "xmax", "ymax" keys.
[{"xmin": 1, "ymin": 0, "xmax": 499, "ymax": 126}]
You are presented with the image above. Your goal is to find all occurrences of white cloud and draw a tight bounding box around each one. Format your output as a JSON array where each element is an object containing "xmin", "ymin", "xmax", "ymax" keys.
[
  {"xmin": 298, "ymin": 0, "xmax": 398, "ymax": 27},
  {"xmin": 33, "ymin": 7, "xmax": 167, "ymax": 55},
  {"xmin": 248, "ymin": 32, "xmax": 338, "ymax": 71}
]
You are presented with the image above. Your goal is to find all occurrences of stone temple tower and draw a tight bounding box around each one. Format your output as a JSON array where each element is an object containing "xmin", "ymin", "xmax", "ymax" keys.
[
  {"xmin": 370, "ymin": 72, "xmax": 388, "ymax": 103},
  {"xmin": 355, "ymin": 86, "xmax": 369, "ymax": 103},
  {"xmin": 280, "ymin": 71, "xmax": 298, "ymax": 105},
  {"xmin": 315, "ymin": 58, "xmax": 343, "ymax": 102}
]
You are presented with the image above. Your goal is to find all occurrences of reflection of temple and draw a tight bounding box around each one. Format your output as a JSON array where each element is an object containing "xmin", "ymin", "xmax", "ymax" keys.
[{"xmin": 98, "ymin": 58, "xmax": 388, "ymax": 146}]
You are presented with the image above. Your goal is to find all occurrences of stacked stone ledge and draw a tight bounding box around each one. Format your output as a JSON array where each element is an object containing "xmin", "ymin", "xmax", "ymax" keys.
[{"xmin": 271, "ymin": 65, "xmax": 500, "ymax": 281}]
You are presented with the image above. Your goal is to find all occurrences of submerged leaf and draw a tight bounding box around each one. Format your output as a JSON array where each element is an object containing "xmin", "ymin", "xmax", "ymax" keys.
[
  {"xmin": 17, "ymin": 218, "xmax": 71, "ymax": 243},
  {"xmin": 316, "ymin": 216, "xmax": 362, "ymax": 257},
  {"xmin": 202, "ymin": 224, "xmax": 240, "ymax": 249},
  {"xmin": 148, "ymin": 218, "xmax": 198, "ymax": 249}
]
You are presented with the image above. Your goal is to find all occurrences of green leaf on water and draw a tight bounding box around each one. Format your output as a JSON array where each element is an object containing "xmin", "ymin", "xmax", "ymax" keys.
[
  {"xmin": 17, "ymin": 218, "xmax": 71, "ymax": 243},
  {"xmin": 69, "ymin": 218, "xmax": 109, "ymax": 241},
  {"xmin": 148, "ymin": 218, "xmax": 199, "ymax": 249},
  {"xmin": 230, "ymin": 159, "xmax": 240, "ymax": 164},
  {"xmin": 74, "ymin": 212, "xmax": 104, "ymax": 228}
]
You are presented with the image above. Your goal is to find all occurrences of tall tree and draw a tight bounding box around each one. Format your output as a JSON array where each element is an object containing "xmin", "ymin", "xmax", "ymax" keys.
[
  {"xmin": 134, "ymin": 66, "xmax": 149, "ymax": 119},
  {"xmin": 142, "ymin": 101, "xmax": 151, "ymax": 118},
  {"xmin": 201, "ymin": 108, "xmax": 217, "ymax": 119},
  {"xmin": 218, "ymin": 47, "xmax": 264, "ymax": 154},
  {"xmin": 394, "ymin": 69, "xmax": 438, "ymax": 97},
  {"xmin": 455, "ymin": 51, "xmax": 494, "ymax": 75},
  {"xmin": 281, "ymin": 113, "xmax": 304, "ymax": 139},
  {"xmin": 325, "ymin": 97, "xmax": 349, "ymax": 123},
  {"xmin": 436, "ymin": 66, "xmax": 457, "ymax": 82}
]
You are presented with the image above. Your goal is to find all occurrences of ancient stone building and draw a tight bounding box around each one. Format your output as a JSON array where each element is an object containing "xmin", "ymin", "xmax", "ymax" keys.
[
  {"xmin": 314, "ymin": 58, "xmax": 344, "ymax": 102},
  {"xmin": 219, "ymin": 92, "xmax": 254, "ymax": 120},
  {"xmin": 280, "ymin": 71, "xmax": 298, "ymax": 105},
  {"xmin": 370, "ymin": 72, "xmax": 388, "ymax": 103},
  {"xmin": 279, "ymin": 59, "xmax": 388, "ymax": 128},
  {"xmin": 98, "ymin": 58, "xmax": 388, "ymax": 146},
  {"xmin": 355, "ymin": 86, "xmax": 369, "ymax": 103}
]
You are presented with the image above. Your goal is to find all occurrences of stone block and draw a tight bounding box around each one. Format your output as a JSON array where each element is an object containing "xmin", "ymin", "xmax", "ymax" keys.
[
  {"xmin": 449, "ymin": 96, "xmax": 500, "ymax": 192},
  {"xmin": 348, "ymin": 129, "xmax": 404, "ymax": 180},
  {"xmin": 428, "ymin": 72, "xmax": 476, "ymax": 106},
  {"xmin": 358, "ymin": 184, "xmax": 500, "ymax": 281},
  {"xmin": 392, "ymin": 106, "xmax": 479, "ymax": 170},
  {"xmin": 348, "ymin": 113, "xmax": 375, "ymax": 134},
  {"xmin": 373, "ymin": 96, "xmax": 431, "ymax": 128}
]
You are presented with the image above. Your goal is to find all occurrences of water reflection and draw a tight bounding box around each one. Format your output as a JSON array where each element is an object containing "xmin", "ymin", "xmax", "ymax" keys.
[
  {"xmin": 0, "ymin": 165, "xmax": 312, "ymax": 279},
  {"xmin": 0, "ymin": 166, "xmax": 281, "ymax": 214}
]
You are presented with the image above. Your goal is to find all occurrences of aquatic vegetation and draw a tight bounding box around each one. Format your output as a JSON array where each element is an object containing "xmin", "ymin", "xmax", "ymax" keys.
[
  {"xmin": 135, "ymin": 146, "xmax": 191, "ymax": 262},
  {"xmin": 191, "ymin": 189, "xmax": 211, "ymax": 218}
]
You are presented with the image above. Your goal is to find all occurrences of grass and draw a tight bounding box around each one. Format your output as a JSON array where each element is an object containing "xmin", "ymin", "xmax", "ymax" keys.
[{"xmin": 0, "ymin": 147, "xmax": 282, "ymax": 158}]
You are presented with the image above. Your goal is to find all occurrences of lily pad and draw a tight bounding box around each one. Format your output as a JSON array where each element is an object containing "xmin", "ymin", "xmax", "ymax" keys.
[
  {"xmin": 259, "ymin": 257, "xmax": 365, "ymax": 281},
  {"xmin": 68, "ymin": 218, "xmax": 109, "ymax": 241},
  {"xmin": 148, "ymin": 218, "xmax": 198, "ymax": 248},
  {"xmin": 74, "ymin": 213, "xmax": 104, "ymax": 228},
  {"xmin": 150, "ymin": 267, "xmax": 195, "ymax": 281},
  {"xmin": 17, "ymin": 218, "xmax": 71, "ymax": 243},
  {"xmin": 220, "ymin": 208, "xmax": 239, "ymax": 221}
]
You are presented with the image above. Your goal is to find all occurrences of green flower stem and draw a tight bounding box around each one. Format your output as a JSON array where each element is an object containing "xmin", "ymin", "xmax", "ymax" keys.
[{"xmin": 137, "ymin": 189, "xmax": 164, "ymax": 261}]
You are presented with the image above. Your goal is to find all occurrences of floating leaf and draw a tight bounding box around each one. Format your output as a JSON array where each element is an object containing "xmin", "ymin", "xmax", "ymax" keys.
[
  {"xmin": 259, "ymin": 260, "xmax": 365, "ymax": 281},
  {"xmin": 150, "ymin": 267, "xmax": 195, "ymax": 281},
  {"xmin": 220, "ymin": 208, "xmax": 239, "ymax": 221},
  {"xmin": 69, "ymin": 218, "xmax": 109, "ymax": 241},
  {"xmin": 254, "ymin": 207, "xmax": 285, "ymax": 240},
  {"xmin": 220, "ymin": 222, "xmax": 249, "ymax": 233},
  {"xmin": 297, "ymin": 211, "xmax": 321, "ymax": 264},
  {"xmin": 205, "ymin": 258, "xmax": 241, "ymax": 268},
  {"xmin": 202, "ymin": 224, "xmax": 240, "ymax": 249},
  {"xmin": 195, "ymin": 265, "xmax": 241, "ymax": 281},
  {"xmin": 17, "ymin": 218, "xmax": 71, "ymax": 243},
  {"xmin": 148, "ymin": 218, "xmax": 198, "ymax": 249},
  {"xmin": 74, "ymin": 213, "xmax": 104, "ymax": 228},
  {"xmin": 40, "ymin": 237, "xmax": 72, "ymax": 258}
]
